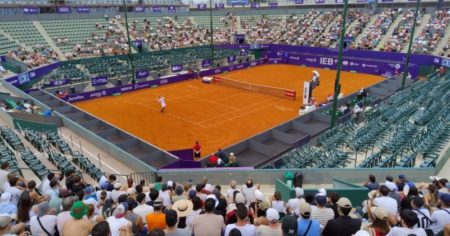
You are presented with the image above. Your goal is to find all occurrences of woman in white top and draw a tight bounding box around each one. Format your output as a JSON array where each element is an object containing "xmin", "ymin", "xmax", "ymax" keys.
[{"xmin": 270, "ymin": 192, "xmax": 286, "ymax": 215}]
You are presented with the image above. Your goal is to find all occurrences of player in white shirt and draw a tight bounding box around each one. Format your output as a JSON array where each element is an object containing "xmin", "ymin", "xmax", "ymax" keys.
[{"xmin": 158, "ymin": 96, "xmax": 166, "ymax": 113}]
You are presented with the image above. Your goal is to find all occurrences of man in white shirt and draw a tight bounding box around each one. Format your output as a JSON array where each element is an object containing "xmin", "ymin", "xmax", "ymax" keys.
[
  {"xmin": 111, "ymin": 182, "xmax": 126, "ymax": 203},
  {"xmin": 373, "ymin": 185, "xmax": 398, "ymax": 215},
  {"xmin": 56, "ymin": 197, "xmax": 75, "ymax": 233},
  {"xmin": 133, "ymin": 193, "xmax": 153, "ymax": 224},
  {"xmin": 224, "ymin": 203, "xmax": 256, "ymax": 236},
  {"xmin": 311, "ymin": 195, "xmax": 334, "ymax": 229},
  {"xmin": 0, "ymin": 163, "xmax": 10, "ymax": 192},
  {"xmin": 107, "ymin": 203, "xmax": 132, "ymax": 236},
  {"xmin": 30, "ymin": 202, "xmax": 57, "ymax": 236},
  {"xmin": 286, "ymin": 187, "xmax": 305, "ymax": 216},
  {"xmin": 411, "ymin": 197, "xmax": 432, "ymax": 230},
  {"xmin": 430, "ymin": 193, "xmax": 450, "ymax": 235},
  {"xmin": 5, "ymin": 175, "xmax": 22, "ymax": 205},
  {"xmin": 227, "ymin": 180, "xmax": 239, "ymax": 200},
  {"xmin": 387, "ymin": 209, "xmax": 427, "ymax": 236}
]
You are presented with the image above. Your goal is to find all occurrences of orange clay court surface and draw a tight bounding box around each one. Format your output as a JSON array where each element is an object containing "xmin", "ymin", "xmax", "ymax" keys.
[{"xmin": 74, "ymin": 64, "xmax": 384, "ymax": 157}]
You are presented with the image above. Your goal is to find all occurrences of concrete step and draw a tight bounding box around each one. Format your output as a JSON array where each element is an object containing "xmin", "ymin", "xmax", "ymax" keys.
[
  {"xmin": 401, "ymin": 13, "xmax": 431, "ymax": 53},
  {"xmin": 0, "ymin": 29, "xmax": 28, "ymax": 50},
  {"xmin": 375, "ymin": 12, "xmax": 403, "ymax": 50}
]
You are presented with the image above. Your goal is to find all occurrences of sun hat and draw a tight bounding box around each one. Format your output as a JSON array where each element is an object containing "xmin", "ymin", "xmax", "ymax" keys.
[
  {"xmin": 258, "ymin": 201, "xmax": 270, "ymax": 211},
  {"xmin": 172, "ymin": 199, "xmax": 193, "ymax": 217},
  {"xmin": 235, "ymin": 192, "xmax": 246, "ymax": 204},
  {"xmin": 0, "ymin": 214, "xmax": 12, "ymax": 228},
  {"xmin": 153, "ymin": 197, "xmax": 164, "ymax": 208},
  {"xmin": 370, "ymin": 207, "xmax": 388, "ymax": 220},
  {"xmin": 70, "ymin": 201, "xmax": 88, "ymax": 219},
  {"xmin": 114, "ymin": 182, "xmax": 122, "ymax": 190},
  {"xmin": 337, "ymin": 197, "xmax": 352, "ymax": 208}
]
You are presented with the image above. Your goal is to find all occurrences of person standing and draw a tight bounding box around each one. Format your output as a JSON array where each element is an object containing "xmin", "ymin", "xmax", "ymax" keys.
[
  {"xmin": 193, "ymin": 141, "xmax": 202, "ymax": 160},
  {"xmin": 158, "ymin": 96, "xmax": 166, "ymax": 113}
]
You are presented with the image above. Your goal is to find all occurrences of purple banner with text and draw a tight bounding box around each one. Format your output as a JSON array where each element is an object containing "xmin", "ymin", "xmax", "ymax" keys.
[
  {"xmin": 215, "ymin": 3, "xmax": 225, "ymax": 9},
  {"xmin": 56, "ymin": 6, "xmax": 71, "ymax": 13},
  {"xmin": 23, "ymin": 7, "xmax": 39, "ymax": 14},
  {"xmin": 91, "ymin": 76, "xmax": 108, "ymax": 86}
]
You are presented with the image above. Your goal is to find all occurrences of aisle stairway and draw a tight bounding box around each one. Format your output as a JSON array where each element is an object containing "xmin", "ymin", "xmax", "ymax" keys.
[
  {"xmin": 375, "ymin": 13, "xmax": 403, "ymax": 50},
  {"xmin": 401, "ymin": 14, "xmax": 431, "ymax": 53}
]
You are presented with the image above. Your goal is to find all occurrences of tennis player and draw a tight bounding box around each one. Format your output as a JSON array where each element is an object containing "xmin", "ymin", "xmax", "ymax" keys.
[
  {"xmin": 312, "ymin": 70, "xmax": 320, "ymax": 86},
  {"xmin": 158, "ymin": 96, "xmax": 166, "ymax": 113}
]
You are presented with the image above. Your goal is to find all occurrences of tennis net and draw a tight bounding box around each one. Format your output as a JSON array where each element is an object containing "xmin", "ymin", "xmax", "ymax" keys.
[{"xmin": 213, "ymin": 76, "xmax": 296, "ymax": 100}]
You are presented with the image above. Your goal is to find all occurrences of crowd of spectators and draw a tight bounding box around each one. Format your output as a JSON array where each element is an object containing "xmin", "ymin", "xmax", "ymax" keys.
[
  {"xmin": 381, "ymin": 9, "xmax": 424, "ymax": 53},
  {"xmin": 0, "ymin": 159, "xmax": 449, "ymax": 236},
  {"xmin": 413, "ymin": 9, "xmax": 450, "ymax": 55},
  {"xmin": 5, "ymin": 46, "xmax": 59, "ymax": 69},
  {"xmin": 352, "ymin": 8, "xmax": 399, "ymax": 50}
]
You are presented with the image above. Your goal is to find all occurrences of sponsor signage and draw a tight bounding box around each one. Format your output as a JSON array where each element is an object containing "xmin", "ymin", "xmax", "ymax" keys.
[
  {"xmin": 268, "ymin": 2, "xmax": 278, "ymax": 7},
  {"xmin": 202, "ymin": 59, "xmax": 212, "ymax": 68},
  {"xmin": 134, "ymin": 6, "xmax": 145, "ymax": 12},
  {"xmin": 228, "ymin": 55, "xmax": 236, "ymax": 63},
  {"xmin": 315, "ymin": 0, "xmax": 325, "ymax": 3},
  {"xmin": 167, "ymin": 6, "xmax": 176, "ymax": 12},
  {"xmin": 251, "ymin": 3, "xmax": 260, "ymax": 8},
  {"xmin": 136, "ymin": 70, "xmax": 149, "ymax": 79},
  {"xmin": 56, "ymin": 6, "xmax": 71, "ymax": 13},
  {"xmin": 197, "ymin": 4, "xmax": 207, "ymax": 9},
  {"xmin": 76, "ymin": 7, "xmax": 90, "ymax": 13},
  {"xmin": 295, "ymin": 0, "xmax": 304, "ymax": 4},
  {"xmin": 215, "ymin": 3, "xmax": 225, "ymax": 9},
  {"xmin": 91, "ymin": 76, "xmax": 108, "ymax": 86},
  {"xmin": 23, "ymin": 7, "xmax": 39, "ymax": 14},
  {"xmin": 151, "ymin": 6, "xmax": 162, "ymax": 12},
  {"xmin": 171, "ymin": 64, "xmax": 183, "ymax": 73}
]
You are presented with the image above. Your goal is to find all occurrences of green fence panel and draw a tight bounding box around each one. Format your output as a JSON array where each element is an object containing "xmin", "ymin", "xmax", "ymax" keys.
[{"xmin": 13, "ymin": 119, "xmax": 57, "ymax": 133}]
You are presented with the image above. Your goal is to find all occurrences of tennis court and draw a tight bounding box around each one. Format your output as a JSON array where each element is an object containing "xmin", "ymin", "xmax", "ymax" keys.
[{"xmin": 74, "ymin": 64, "xmax": 384, "ymax": 157}]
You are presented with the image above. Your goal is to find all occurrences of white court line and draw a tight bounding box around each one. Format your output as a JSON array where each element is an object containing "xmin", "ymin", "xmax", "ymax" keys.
[
  {"xmin": 275, "ymin": 105, "xmax": 294, "ymax": 111},
  {"xmin": 59, "ymin": 132, "xmax": 123, "ymax": 175},
  {"xmin": 138, "ymin": 102, "xmax": 209, "ymax": 128}
]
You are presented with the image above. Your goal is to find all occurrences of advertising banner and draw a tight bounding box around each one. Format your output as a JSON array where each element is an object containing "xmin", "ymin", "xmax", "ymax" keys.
[
  {"xmin": 151, "ymin": 6, "xmax": 162, "ymax": 12},
  {"xmin": 76, "ymin": 7, "xmax": 90, "ymax": 13},
  {"xmin": 197, "ymin": 4, "xmax": 207, "ymax": 9},
  {"xmin": 56, "ymin": 6, "xmax": 71, "ymax": 13},
  {"xmin": 136, "ymin": 70, "xmax": 149, "ymax": 79},
  {"xmin": 91, "ymin": 76, "xmax": 108, "ymax": 86},
  {"xmin": 167, "ymin": 6, "xmax": 176, "ymax": 12},
  {"xmin": 134, "ymin": 6, "xmax": 145, "ymax": 12},
  {"xmin": 215, "ymin": 3, "xmax": 225, "ymax": 9},
  {"xmin": 171, "ymin": 65, "xmax": 183, "ymax": 73},
  {"xmin": 23, "ymin": 7, "xmax": 39, "ymax": 14}
]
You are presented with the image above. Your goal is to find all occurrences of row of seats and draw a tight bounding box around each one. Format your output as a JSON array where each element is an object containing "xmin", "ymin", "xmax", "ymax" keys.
[{"xmin": 0, "ymin": 21, "xmax": 49, "ymax": 50}]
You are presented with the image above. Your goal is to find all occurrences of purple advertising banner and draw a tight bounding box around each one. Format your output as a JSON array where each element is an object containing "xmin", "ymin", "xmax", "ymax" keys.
[
  {"xmin": 42, "ymin": 79, "xmax": 71, "ymax": 88},
  {"xmin": 251, "ymin": 3, "xmax": 260, "ymax": 8},
  {"xmin": 171, "ymin": 65, "xmax": 183, "ymax": 73},
  {"xmin": 23, "ymin": 7, "xmax": 39, "ymax": 14},
  {"xmin": 76, "ymin": 7, "xmax": 90, "ymax": 13},
  {"xmin": 215, "ymin": 3, "xmax": 225, "ymax": 9},
  {"xmin": 295, "ymin": 0, "xmax": 304, "ymax": 4},
  {"xmin": 315, "ymin": 0, "xmax": 325, "ymax": 3},
  {"xmin": 167, "ymin": 6, "xmax": 176, "ymax": 12},
  {"xmin": 197, "ymin": 4, "xmax": 207, "ymax": 9},
  {"xmin": 381, "ymin": 0, "xmax": 394, "ymax": 2},
  {"xmin": 5, "ymin": 62, "xmax": 61, "ymax": 87},
  {"xmin": 357, "ymin": 0, "xmax": 367, "ymax": 2},
  {"xmin": 151, "ymin": 6, "xmax": 162, "ymax": 12},
  {"xmin": 136, "ymin": 70, "xmax": 149, "ymax": 79},
  {"xmin": 56, "ymin": 6, "xmax": 71, "ymax": 13},
  {"xmin": 91, "ymin": 76, "xmax": 108, "ymax": 86},
  {"xmin": 335, "ymin": 0, "xmax": 344, "ymax": 3},
  {"xmin": 0, "ymin": 56, "xmax": 5, "ymax": 63},
  {"xmin": 61, "ymin": 60, "xmax": 265, "ymax": 103},
  {"xmin": 132, "ymin": 40, "xmax": 142, "ymax": 48},
  {"xmin": 268, "ymin": 2, "xmax": 278, "ymax": 7},
  {"xmin": 134, "ymin": 6, "xmax": 145, "ymax": 12},
  {"xmin": 202, "ymin": 59, "xmax": 212, "ymax": 68}
]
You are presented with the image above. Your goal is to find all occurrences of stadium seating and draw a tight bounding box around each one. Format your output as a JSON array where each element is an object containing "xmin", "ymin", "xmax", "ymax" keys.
[
  {"xmin": 0, "ymin": 21, "xmax": 49, "ymax": 50},
  {"xmin": 0, "ymin": 34, "xmax": 19, "ymax": 55},
  {"xmin": 267, "ymin": 75, "xmax": 450, "ymax": 170}
]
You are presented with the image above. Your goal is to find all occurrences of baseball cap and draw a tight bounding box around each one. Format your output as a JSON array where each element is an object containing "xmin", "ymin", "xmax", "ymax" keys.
[
  {"xmin": 0, "ymin": 214, "xmax": 12, "ymax": 228},
  {"xmin": 370, "ymin": 207, "xmax": 388, "ymax": 220},
  {"xmin": 266, "ymin": 208, "xmax": 280, "ymax": 222},
  {"xmin": 153, "ymin": 197, "xmax": 163, "ymax": 208},
  {"xmin": 114, "ymin": 182, "xmax": 122, "ymax": 190},
  {"xmin": 385, "ymin": 181, "xmax": 397, "ymax": 192},
  {"xmin": 337, "ymin": 197, "xmax": 352, "ymax": 208},
  {"xmin": 258, "ymin": 201, "xmax": 270, "ymax": 211},
  {"xmin": 255, "ymin": 190, "xmax": 264, "ymax": 201},
  {"xmin": 113, "ymin": 203, "xmax": 127, "ymax": 218},
  {"xmin": 281, "ymin": 215, "xmax": 298, "ymax": 236},
  {"xmin": 315, "ymin": 195, "xmax": 327, "ymax": 205},
  {"xmin": 235, "ymin": 192, "xmax": 246, "ymax": 204},
  {"xmin": 398, "ymin": 174, "xmax": 407, "ymax": 180},
  {"xmin": 299, "ymin": 202, "xmax": 311, "ymax": 216},
  {"xmin": 188, "ymin": 190, "xmax": 196, "ymax": 199},
  {"xmin": 206, "ymin": 194, "xmax": 219, "ymax": 208},
  {"xmin": 70, "ymin": 201, "xmax": 88, "ymax": 219},
  {"xmin": 295, "ymin": 187, "xmax": 304, "ymax": 197},
  {"xmin": 316, "ymin": 188, "xmax": 326, "ymax": 196},
  {"xmin": 440, "ymin": 193, "xmax": 450, "ymax": 205},
  {"xmin": 84, "ymin": 186, "xmax": 94, "ymax": 194}
]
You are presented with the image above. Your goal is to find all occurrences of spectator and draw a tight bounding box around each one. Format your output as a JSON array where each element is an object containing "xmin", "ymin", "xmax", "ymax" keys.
[
  {"xmin": 146, "ymin": 197, "xmax": 166, "ymax": 231},
  {"xmin": 125, "ymin": 198, "xmax": 144, "ymax": 235},
  {"xmin": 0, "ymin": 163, "xmax": 10, "ymax": 193},
  {"xmin": 30, "ymin": 202, "xmax": 57, "ymax": 236},
  {"xmin": 430, "ymin": 193, "xmax": 450, "ymax": 235},
  {"xmin": 227, "ymin": 180, "xmax": 240, "ymax": 200},
  {"xmin": 322, "ymin": 197, "xmax": 361, "ymax": 236},
  {"xmin": 6, "ymin": 174, "xmax": 22, "ymax": 205},
  {"xmin": 107, "ymin": 203, "xmax": 132, "ymax": 236},
  {"xmin": 364, "ymin": 175, "xmax": 380, "ymax": 191},
  {"xmin": 297, "ymin": 202, "xmax": 321, "ymax": 236},
  {"xmin": 133, "ymin": 193, "xmax": 154, "ymax": 224},
  {"xmin": 385, "ymin": 182, "xmax": 401, "ymax": 207},
  {"xmin": 91, "ymin": 221, "xmax": 110, "ymax": 236},
  {"xmin": 364, "ymin": 206, "xmax": 391, "ymax": 236},
  {"xmin": 56, "ymin": 197, "xmax": 75, "ymax": 233},
  {"xmin": 254, "ymin": 201, "xmax": 270, "ymax": 226},
  {"xmin": 0, "ymin": 192, "xmax": 16, "ymax": 215},
  {"xmin": 411, "ymin": 196, "xmax": 432, "ymax": 232},
  {"xmin": 424, "ymin": 184, "xmax": 439, "ymax": 210},
  {"xmin": 396, "ymin": 174, "xmax": 408, "ymax": 192},
  {"xmin": 63, "ymin": 200, "xmax": 93, "ymax": 236},
  {"xmin": 224, "ymin": 203, "xmax": 256, "ymax": 236},
  {"xmin": 0, "ymin": 215, "xmax": 25, "ymax": 236},
  {"xmin": 281, "ymin": 215, "xmax": 298, "ymax": 236},
  {"xmin": 16, "ymin": 190, "xmax": 33, "ymax": 225},
  {"xmin": 373, "ymin": 185, "xmax": 398, "ymax": 215},
  {"xmin": 192, "ymin": 198, "xmax": 224, "ymax": 236},
  {"xmin": 165, "ymin": 209, "xmax": 190, "ymax": 236},
  {"xmin": 311, "ymin": 194, "xmax": 334, "ymax": 229},
  {"xmin": 327, "ymin": 192, "xmax": 341, "ymax": 219},
  {"xmin": 242, "ymin": 178, "xmax": 257, "ymax": 207},
  {"xmin": 270, "ymin": 191, "xmax": 285, "ymax": 217},
  {"xmin": 386, "ymin": 209, "xmax": 426, "ymax": 236},
  {"xmin": 111, "ymin": 182, "xmax": 126, "ymax": 203},
  {"xmin": 193, "ymin": 141, "xmax": 202, "ymax": 159},
  {"xmin": 229, "ymin": 153, "xmax": 238, "ymax": 167},
  {"xmin": 256, "ymin": 208, "xmax": 282, "ymax": 235},
  {"xmin": 172, "ymin": 185, "xmax": 187, "ymax": 203}
]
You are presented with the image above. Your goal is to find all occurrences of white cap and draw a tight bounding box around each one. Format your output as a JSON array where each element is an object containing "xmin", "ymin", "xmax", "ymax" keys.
[
  {"xmin": 266, "ymin": 208, "xmax": 280, "ymax": 222},
  {"xmin": 316, "ymin": 188, "xmax": 326, "ymax": 196},
  {"xmin": 167, "ymin": 181, "xmax": 174, "ymax": 187},
  {"xmin": 255, "ymin": 190, "xmax": 264, "ymax": 201},
  {"xmin": 114, "ymin": 182, "xmax": 122, "ymax": 190},
  {"xmin": 385, "ymin": 182, "xmax": 397, "ymax": 192},
  {"xmin": 354, "ymin": 230, "xmax": 370, "ymax": 236},
  {"xmin": 295, "ymin": 187, "xmax": 304, "ymax": 197},
  {"xmin": 206, "ymin": 194, "xmax": 219, "ymax": 208}
]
